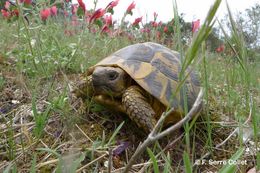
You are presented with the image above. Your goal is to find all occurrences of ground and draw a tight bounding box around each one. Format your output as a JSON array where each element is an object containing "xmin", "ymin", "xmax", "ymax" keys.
[{"xmin": 0, "ymin": 52, "xmax": 259, "ymax": 172}]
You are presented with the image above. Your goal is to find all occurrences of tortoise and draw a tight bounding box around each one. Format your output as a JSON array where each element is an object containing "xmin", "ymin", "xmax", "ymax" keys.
[{"xmin": 74, "ymin": 42, "xmax": 201, "ymax": 133}]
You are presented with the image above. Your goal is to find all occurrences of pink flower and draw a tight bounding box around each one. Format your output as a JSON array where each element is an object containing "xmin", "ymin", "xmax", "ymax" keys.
[
  {"xmin": 40, "ymin": 8, "xmax": 51, "ymax": 21},
  {"xmin": 90, "ymin": 8, "xmax": 105, "ymax": 23},
  {"xmin": 192, "ymin": 19, "xmax": 200, "ymax": 33},
  {"xmin": 132, "ymin": 16, "xmax": 142, "ymax": 26},
  {"xmin": 1, "ymin": 9, "xmax": 11, "ymax": 19},
  {"xmin": 4, "ymin": 1, "xmax": 10, "ymax": 10},
  {"xmin": 104, "ymin": 15, "xmax": 113, "ymax": 26},
  {"xmin": 163, "ymin": 26, "xmax": 168, "ymax": 33},
  {"xmin": 126, "ymin": 1, "xmax": 135, "ymax": 15},
  {"xmin": 77, "ymin": 0, "xmax": 86, "ymax": 13},
  {"xmin": 50, "ymin": 6, "xmax": 57, "ymax": 16},
  {"xmin": 71, "ymin": 4, "xmax": 78, "ymax": 15}
]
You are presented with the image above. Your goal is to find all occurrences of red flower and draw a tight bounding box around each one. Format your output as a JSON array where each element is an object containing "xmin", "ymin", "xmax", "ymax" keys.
[
  {"xmin": 104, "ymin": 15, "xmax": 113, "ymax": 26},
  {"xmin": 101, "ymin": 25, "xmax": 110, "ymax": 34},
  {"xmin": 77, "ymin": 0, "xmax": 86, "ymax": 13},
  {"xmin": 216, "ymin": 44, "xmax": 225, "ymax": 53},
  {"xmin": 111, "ymin": 0, "xmax": 119, "ymax": 7},
  {"xmin": 11, "ymin": 9, "xmax": 19, "ymax": 17},
  {"xmin": 20, "ymin": 0, "xmax": 32, "ymax": 5},
  {"xmin": 71, "ymin": 4, "xmax": 78, "ymax": 15},
  {"xmin": 90, "ymin": 8, "xmax": 105, "ymax": 23},
  {"xmin": 140, "ymin": 27, "xmax": 150, "ymax": 33},
  {"xmin": 192, "ymin": 19, "xmax": 200, "ymax": 33},
  {"xmin": 151, "ymin": 21, "xmax": 158, "ymax": 27},
  {"xmin": 4, "ymin": 1, "xmax": 10, "ymax": 10},
  {"xmin": 106, "ymin": 0, "xmax": 119, "ymax": 14},
  {"xmin": 107, "ymin": 0, "xmax": 119, "ymax": 9},
  {"xmin": 163, "ymin": 26, "xmax": 168, "ymax": 33},
  {"xmin": 40, "ymin": 8, "xmax": 51, "ymax": 21},
  {"xmin": 1, "ymin": 9, "xmax": 11, "ymax": 19},
  {"xmin": 126, "ymin": 1, "xmax": 135, "ymax": 15},
  {"xmin": 132, "ymin": 16, "xmax": 142, "ymax": 26},
  {"xmin": 50, "ymin": 6, "xmax": 57, "ymax": 16}
]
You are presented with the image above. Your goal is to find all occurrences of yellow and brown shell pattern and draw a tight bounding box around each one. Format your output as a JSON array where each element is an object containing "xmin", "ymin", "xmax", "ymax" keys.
[{"xmin": 90, "ymin": 42, "xmax": 200, "ymax": 112}]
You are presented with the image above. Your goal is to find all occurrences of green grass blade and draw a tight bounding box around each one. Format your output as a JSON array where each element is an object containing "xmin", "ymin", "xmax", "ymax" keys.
[
  {"xmin": 163, "ymin": 152, "xmax": 172, "ymax": 173},
  {"xmin": 29, "ymin": 154, "xmax": 37, "ymax": 173},
  {"xmin": 257, "ymin": 152, "xmax": 260, "ymax": 171},
  {"xmin": 69, "ymin": 152, "xmax": 86, "ymax": 173},
  {"xmin": 36, "ymin": 148, "xmax": 61, "ymax": 158},
  {"xmin": 106, "ymin": 121, "xmax": 124, "ymax": 146},
  {"xmin": 219, "ymin": 147, "xmax": 244, "ymax": 173},
  {"xmin": 172, "ymin": 0, "xmax": 182, "ymax": 52},
  {"xmin": 202, "ymin": 41, "xmax": 213, "ymax": 148},
  {"xmin": 183, "ymin": 151, "xmax": 192, "ymax": 173},
  {"xmin": 37, "ymin": 148, "xmax": 63, "ymax": 172},
  {"xmin": 217, "ymin": 20, "xmax": 246, "ymax": 72},
  {"xmin": 31, "ymin": 93, "xmax": 38, "ymax": 118},
  {"xmin": 177, "ymin": 0, "xmax": 222, "ymax": 95},
  {"xmin": 3, "ymin": 164, "xmax": 13, "ymax": 173},
  {"xmin": 147, "ymin": 147, "xmax": 160, "ymax": 173},
  {"xmin": 184, "ymin": 0, "xmax": 222, "ymax": 68}
]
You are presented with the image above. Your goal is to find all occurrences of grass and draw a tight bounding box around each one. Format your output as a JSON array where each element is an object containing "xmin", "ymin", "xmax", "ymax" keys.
[{"xmin": 0, "ymin": 0, "xmax": 259, "ymax": 172}]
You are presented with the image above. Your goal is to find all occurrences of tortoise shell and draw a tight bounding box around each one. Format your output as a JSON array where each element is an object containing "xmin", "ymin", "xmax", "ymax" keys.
[{"xmin": 88, "ymin": 42, "xmax": 200, "ymax": 111}]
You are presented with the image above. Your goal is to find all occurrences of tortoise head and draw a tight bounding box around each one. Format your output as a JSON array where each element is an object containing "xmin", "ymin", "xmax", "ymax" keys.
[{"xmin": 92, "ymin": 66, "xmax": 130, "ymax": 97}]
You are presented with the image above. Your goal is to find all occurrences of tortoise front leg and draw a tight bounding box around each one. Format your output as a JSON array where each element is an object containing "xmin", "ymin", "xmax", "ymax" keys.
[
  {"xmin": 94, "ymin": 95, "xmax": 126, "ymax": 113},
  {"xmin": 122, "ymin": 85, "xmax": 157, "ymax": 133}
]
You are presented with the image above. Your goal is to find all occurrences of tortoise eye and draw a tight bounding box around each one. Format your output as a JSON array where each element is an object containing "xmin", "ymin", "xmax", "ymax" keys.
[{"xmin": 108, "ymin": 72, "xmax": 118, "ymax": 80}]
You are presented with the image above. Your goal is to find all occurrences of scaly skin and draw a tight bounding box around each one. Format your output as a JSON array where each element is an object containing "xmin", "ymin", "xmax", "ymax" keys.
[
  {"xmin": 94, "ymin": 95, "xmax": 126, "ymax": 113},
  {"xmin": 73, "ymin": 76, "xmax": 94, "ymax": 99},
  {"xmin": 122, "ymin": 85, "xmax": 157, "ymax": 133}
]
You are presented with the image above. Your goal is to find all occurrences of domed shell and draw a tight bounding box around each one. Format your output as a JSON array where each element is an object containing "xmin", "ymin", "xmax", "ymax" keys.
[{"xmin": 90, "ymin": 42, "xmax": 200, "ymax": 111}]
